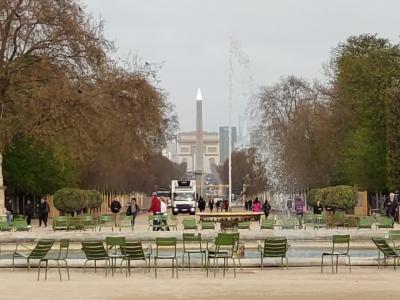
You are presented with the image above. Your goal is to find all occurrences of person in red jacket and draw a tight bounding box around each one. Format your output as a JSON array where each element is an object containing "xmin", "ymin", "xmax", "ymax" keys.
[
  {"xmin": 148, "ymin": 192, "xmax": 161, "ymax": 214},
  {"xmin": 148, "ymin": 192, "xmax": 161, "ymax": 231}
]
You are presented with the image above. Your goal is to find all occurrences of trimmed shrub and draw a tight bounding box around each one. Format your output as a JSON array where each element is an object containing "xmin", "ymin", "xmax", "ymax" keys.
[
  {"xmin": 86, "ymin": 190, "xmax": 102, "ymax": 209},
  {"xmin": 307, "ymin": 188, "xmax": 320, "ymax": 206},
  {"xmin": 312, "ymin": 185, "xmax": 358, "ymax": 210},
  {"xmin": 53, "ymin": 188, "xmax": 87, "ymax": 212}
]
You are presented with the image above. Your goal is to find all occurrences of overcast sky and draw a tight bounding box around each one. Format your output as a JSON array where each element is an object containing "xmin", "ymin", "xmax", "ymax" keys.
[{"xmin": 82, "ymin": 0, "xmax": 400, "ymax": 133}]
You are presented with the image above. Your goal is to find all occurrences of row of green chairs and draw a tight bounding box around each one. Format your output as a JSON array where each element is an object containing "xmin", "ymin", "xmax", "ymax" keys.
[
  {"xmin": 12, "ymin": 239, "xmax": 70, "ymax": 281},
  {"xmin": 53, "ymin": 214, "xmax": 135, "ymax": 232},
  {"xmin": 357, "ymin": 216, "xmax": 394, "ymax": 229},
  {"xmin": 0, "ymin": 216, "xmax": 31, "ymax": 232}
]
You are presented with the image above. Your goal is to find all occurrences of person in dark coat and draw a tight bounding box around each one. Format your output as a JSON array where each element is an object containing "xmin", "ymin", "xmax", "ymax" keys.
[
  {"xmin": 208, "ymin": 199, "xmax": 214, "ymax": 212},
  {"xmin": 39, "ymin": 198, "xmax": 50, "ymax": 227},
  {"xmin": 262, "ymin": 200, "xmax": 271, "ymax": 218},
  {"xmin": 110, "ymin": 196, "xmax": 122, "ymax": 227},
  {"xmin": 313, "ymin": 200, "xmax": 323, "ymax": 214},
  {"xmin": 25, "ymin": 199, "xmax": 34, "ymax": 226},
  {"xmin": 198, "ymin": 196, "xmax": 206, "ymax": 212}
]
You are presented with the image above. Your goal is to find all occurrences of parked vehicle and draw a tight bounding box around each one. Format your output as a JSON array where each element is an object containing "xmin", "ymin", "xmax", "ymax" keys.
[{"xmin": 171, "ymin": 180, "xmax": 196, "ymax": 215}]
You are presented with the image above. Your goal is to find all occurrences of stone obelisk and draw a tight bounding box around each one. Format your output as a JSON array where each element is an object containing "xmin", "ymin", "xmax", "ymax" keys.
[{"xmin": 195, "ymin": 88, "xmax": 204, "ymax": 199}]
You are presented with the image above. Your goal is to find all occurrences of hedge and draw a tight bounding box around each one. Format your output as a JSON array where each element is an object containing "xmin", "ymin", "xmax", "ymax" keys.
[
  {"xmin": 86, "ymin": 190, "xmax": 102, "ymax": 209},
  {"xmin": 307, "ymin": 185, "xmax": 358, "ymax": 210},
  {"xmin": 53, "ymin": 188, "xmax": 87, "ymax": 212}
]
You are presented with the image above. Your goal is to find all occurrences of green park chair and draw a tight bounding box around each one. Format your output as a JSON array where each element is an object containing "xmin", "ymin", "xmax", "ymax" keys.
[
  {"xmin": 118, "ymin": 214, "xmax": 133, "ymax": 231},
  {"xmin": 168, "ymin": 215, "xmax": 178, "ymax": 231},
  {"xmin": 206, "ymin": 233, "xmax": 237, "ymax": 278},
  {"xmin": 260, "ymin": 218, "xmax": 275, "ymax": 230},
  {"xmin": 0, "ymin": 216, "xmax": 12, "ymax": 231},
  {"xmin": 120, "ymin": 241, "xmax": 150, "ymax": 276},
  {"xmin": 303, "ymin": 214, "xmax": 314, "ymax": 229},
  {"xmin": 372, "ymin": 237, "xmax": 400, "ymax": 270},
  {"xmin": 332, "ymin": 212, "xmax": 348, "ymax": 229},
  {"xmin": 258, "ymin": 236, "xmax": 288, "ymax": 269},
  {"xmin": 81, "ymin": 241, "xmax": 111, "ymax": 276},
  {"xmin": 356, "ymin": 216, "xmax": 374, "ymax": 229},
  {"xmin": 105, "ymin": 236, "xmax": 126, "ymax": 275},
  {"xmin": 182, "ymin": 218, "xmax": 198, "ymax": 231},
  {"xmin": 237, "ymin": 220, "xmax": 251, "ymax": 230},
  {"xmin": 12, "ymin": 239, "xmax": 55, "ymax": 280},
  {"xmin": 147, "ymin": 215, "xmax": 165, "ymax": 231},
  {"xmin": 154, "ymin": 237, "xmax": 178, "ymax": 278},
  {"xmin": 201, "ymin": 220, "xmax": 216, "ymax": 231},
  {"xmin": 80, "ymin": 215, "xmax": 96, "ymax": 231},
  {"xmin": 68, "ymin": 216, "xmax": 82, "ymax": 231},
  {"xmin": 313, "ymin": 214, "xmax": 327, "ymax": 229},
  {"xmin": 376, "ymin": 216, "xmax": 394, "ymax": 229},
  {"xmin": 321, "ymin": 234, "xmax": 351, "ymax": 273},
  {"xmin": 98, "ymin": 214, "xmax": 113, "ymax": 232},
  {"xmin": 387, "ymin": 230, "xmax": 400, "ymax": 251},
  {"xmin": 281, "ymin": 217, "xmax": 296, "ymax": 229},
  {"xmin": 181, "ymin": 233, "xmax": 207, "ymax": 271},
  {"xmin": 52, "ymin": 216, "xmax": 69, "ymax": 232},
  {"xmin": 13, "ymin": 219, "xmax": 31, "ymax": 231},
  {"xmin": 41, "ymin": 239, "xmax": 71, "ymax": 281}
]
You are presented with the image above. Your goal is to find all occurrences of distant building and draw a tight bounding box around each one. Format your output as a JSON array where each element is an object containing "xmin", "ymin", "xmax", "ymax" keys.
[
  {"xmin": 177, "ymin": 131, "xmax": 219, "ymax": 174},
  {"xmin": 219, "ymin": 126, "xmax": 237, "ymax": 165},
  {"xmin": 162, "ymin": 139, "xmax": 178, "ymax": 163}
]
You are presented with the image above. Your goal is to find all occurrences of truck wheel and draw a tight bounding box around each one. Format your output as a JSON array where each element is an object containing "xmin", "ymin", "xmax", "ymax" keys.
[{"xmin": 173, "ymin": 212, "xmax": 178, "ymax": 215}]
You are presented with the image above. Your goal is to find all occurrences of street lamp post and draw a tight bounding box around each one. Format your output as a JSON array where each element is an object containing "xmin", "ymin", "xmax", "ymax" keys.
[{"xmin": 228, "ymin": 42, "xmax": 233, "ymax": 210}]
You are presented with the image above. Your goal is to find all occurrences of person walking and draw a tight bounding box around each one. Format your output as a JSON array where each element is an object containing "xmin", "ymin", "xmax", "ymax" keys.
[
  {"xmin": 262, "ymin": 200, "xmax": 271, "ymax": 218},
  {"xmin": 110, "ymin": 196, "xmax": 122, "ymax": 227},
  {"xmin": 5, "ymin": 198, "xmax": 13, "ymax": 225},
  {"xmin": 216, "ymin": 199, "xmax": 221, "ymax": 212},
  {"xmin": 160, "ymin": 198, "xmax": 169, "ymax": 231},
  {"xmin": 198, "ymin": 196, "xmax": 206, "ymax": 212},
  {"xmin": 223, "ymin": 198, "xmax": 229, "ymax": 212},
  {"xmin": 313, "ymin": 200, "xmax": 323, "ymax": 214},
  {"xmin": 252, "ymin": 198, "xmax": 262, "ymax": 212},
  {"xmin": 294, "ymin": 196, "xmax": 304, "ymax": 229},
  {"xmin": 148, "ymin": 192, "xmax": 161, "ymax": 231},
  {"xmin": 39, "ymin": 198, "xmax": 50, "ymax": 227},
  {"xmin": 25, "ymin": 199, "xmax": 34, "ymax": 226},
  {"xmin": 247, "ymin": 199, "xmax": 253, "ymax": 211},
  {"xmin": 209, "ymin": 198, "xmax": 214, "ymax": 212},
  {"xmin": 128, "ymin": 197, "xmax": 140, "ymax": 229}
]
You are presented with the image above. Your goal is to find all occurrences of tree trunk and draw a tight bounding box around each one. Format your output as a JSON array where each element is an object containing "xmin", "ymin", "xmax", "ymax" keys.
[{"xmin": 0, "ymin": 152, "xmax": 5, "ymax": 214}]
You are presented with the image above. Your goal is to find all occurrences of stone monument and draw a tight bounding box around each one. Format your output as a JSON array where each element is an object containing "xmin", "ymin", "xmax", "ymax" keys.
[{"xmin": 195, "ymin": 88, "xmax": 204, "ymax": 198}]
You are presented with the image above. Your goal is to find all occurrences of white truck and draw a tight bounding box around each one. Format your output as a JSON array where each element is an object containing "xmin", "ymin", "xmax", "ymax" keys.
[{"xmin": 171, "ymin": 180, "xmax": 197, "ymax": 215}]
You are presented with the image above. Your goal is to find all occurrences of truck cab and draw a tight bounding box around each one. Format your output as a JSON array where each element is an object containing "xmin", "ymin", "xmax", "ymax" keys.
[{"xmin": 171, "ymin": 180, "xmax": 196, "ymax": 215}]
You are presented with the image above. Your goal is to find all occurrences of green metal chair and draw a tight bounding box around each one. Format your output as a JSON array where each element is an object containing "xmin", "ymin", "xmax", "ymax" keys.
[
  {"xmin": 98, "ymin": 214, "xmax": 113, "ymax": 232},
  {"xmin": 331, "ymin": 212, "xmax": 348, "ymax": 229},
  {"xmin": 42, "ymin": 239, "xmax": 70, "ymax": 281},
  {"xmin": 168, "ymin": 215, "xmax": 178, "ymax": 231},
  {"xmin": 118, "ymin": 214, "xmax": 133, "ymax": 231},
  {"xmin": 260, "ymin": 218, "xmax": 275, "ymax": 230},
  {"xmin": 281, "ymin": 217, "xmax": 296, "ymax": 229},
  {"xmin": 68, "ymin": 216, "xmax": 82, "ymax": 231},
  {"xmin": 321, "ymin": 234, "xmax": 351, "ymax": 273},
  {"xmin": 376, "ymin": 216, "xmax": 394, "ymax": 229},
  {"xmin": 303, "ymin": 214, "xmax": 314, "ymax": 229},
  {"xmin": 356, "ymin": 216, "xmax": 374, "ymax": 229},
  {"xmin": 154, "ymin": 237, "xmax": 178, "ymax": 278},
  {"xmin": 105, "ymin": 236, "xmax": 126, "ymax": 275},
  {"xmin": 387, "ymin": 230, "xmax": 400, "ymax": 250},
  {"xmin": 182, "ymin": 218, "xmax": 198, "ymax": 231},
  {"xmin": 201, "ymin": 220, "xmax": 216, "ymax": 231},
  {"xmin": 52, "ymin": 216, "xmax": 69, "ymax": 232},
  {"xmin": 81, "ymin": 240, "xmax": 111, "ymax": 276},
  {"xmin": 182, "ymin": 233, "xmax": 207, "ymax": 271},
  {"xmin": 147, "ymin": 215, "xmax": 165, "ymax": 231},
  {"xmin": 372, "ymin": 237, "xmax": 400, "ymax": 270},
  {"xmin": 258, "ymin": 237, "xmax": 288, "ymax": 269},
  {"xmin": 120, "ymin": 241, "xmax": 150, "ymax": 276},
  {"xmin": 237, "ymin": 220, "xmax": 251, "ymax": 230},
  {"xmin": 314, "ymin": 214, "xmax": 327, "ymax": 229},
  {"xmin": 206, "ymin": 233, "xmax": 237, "ymax": 278},
  {"xmin": 80, "ymin": 215, "xmax": 96, "ymax": 231},
  {"xmin": 12, "ymin": 239, "xmax": 55, "ymax": 280},
  {"xmin": 13, "ymin": 219, "xmax": 31, "ymax": 231}
]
